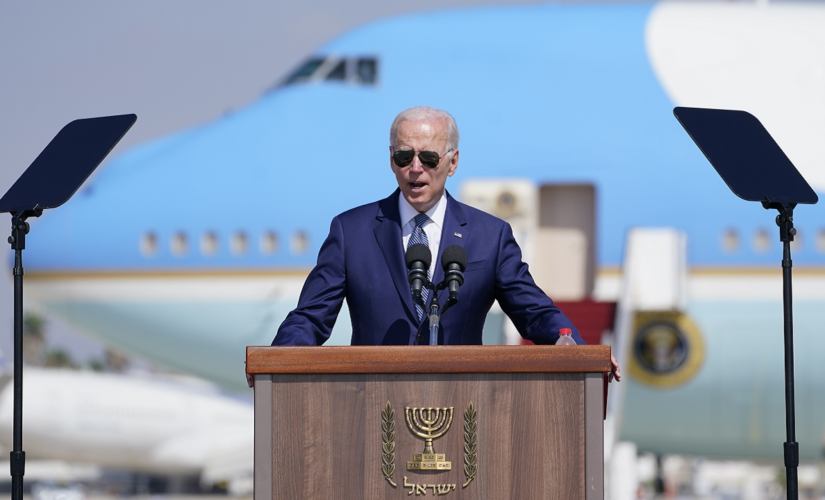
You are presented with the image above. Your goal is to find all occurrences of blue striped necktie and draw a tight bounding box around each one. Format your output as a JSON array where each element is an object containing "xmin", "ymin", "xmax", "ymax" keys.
[{"xmin": 407, "ymin": 213, "xmax": 430, "ymax": 321}]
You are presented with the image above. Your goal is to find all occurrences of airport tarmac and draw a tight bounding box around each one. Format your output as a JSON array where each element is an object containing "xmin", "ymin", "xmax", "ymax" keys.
[{"xmin": 631, "ymin": 453, "xmax": 824, "ymax": 500}]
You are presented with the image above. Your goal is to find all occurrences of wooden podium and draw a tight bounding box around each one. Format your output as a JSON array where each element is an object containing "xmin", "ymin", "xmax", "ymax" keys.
[{"xmin": 246, "ymin": 345, "xmax": 610, "ymax": 500}]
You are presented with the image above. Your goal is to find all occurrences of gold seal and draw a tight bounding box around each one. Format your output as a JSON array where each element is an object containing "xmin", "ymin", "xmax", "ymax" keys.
[{"xmin": 628, "ymin": 311, "xmax": 705, "ymax": 388}]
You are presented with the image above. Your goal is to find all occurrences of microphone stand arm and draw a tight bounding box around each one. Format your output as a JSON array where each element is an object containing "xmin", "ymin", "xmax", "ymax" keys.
[
  {"xmin": 411, "ymin": 282, "xmax": 441, "ymax": 346},
  {"xmin": 417, "ymin": 279, "xmax": 462, "ymax": 346},
  {"xmin": 423, "ymin": 282, "xmax": 444, "ymax": 346},
  {"xmin": 427, "ymin": 297, "xmax": 440, "ymax": 346}
]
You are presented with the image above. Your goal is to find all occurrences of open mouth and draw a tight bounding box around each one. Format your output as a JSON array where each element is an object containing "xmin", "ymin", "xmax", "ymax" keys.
[{"xmin": 410, "ymin": 182, "xmax": 427, "ymax": 191}]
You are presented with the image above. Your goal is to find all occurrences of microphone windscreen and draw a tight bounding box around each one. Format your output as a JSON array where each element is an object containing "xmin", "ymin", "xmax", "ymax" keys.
[
  {"xmin": 441, "ymin": 245, "xmax": 468, "ymax": 271},
  {"xmin": 405, "ymin": 243, "xmax": 432, "ymax": 269}
]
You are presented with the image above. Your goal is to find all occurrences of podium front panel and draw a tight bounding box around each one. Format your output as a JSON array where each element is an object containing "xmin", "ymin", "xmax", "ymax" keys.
[{"xmin": 254, "ymin": 371, "xmax": 604, "ymax": 500}]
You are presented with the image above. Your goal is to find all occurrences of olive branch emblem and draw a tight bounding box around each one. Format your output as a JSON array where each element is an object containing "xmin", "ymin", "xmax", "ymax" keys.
[
  {"xmin": 381, "ymin": 401, "xmax": 397, "ymax": 487},
  {"xmin": 463, "ymin": 401, "xmax": 477, "ymax": 488}
]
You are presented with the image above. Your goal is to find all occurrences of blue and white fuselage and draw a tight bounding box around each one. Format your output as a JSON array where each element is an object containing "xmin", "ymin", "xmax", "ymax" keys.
[{"xmin": 16, "ymin": 2, "xmax": 825, "ymax": 461}]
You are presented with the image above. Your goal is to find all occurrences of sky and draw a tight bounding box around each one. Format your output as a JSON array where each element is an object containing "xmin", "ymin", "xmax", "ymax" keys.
[{"xmin": 0, "ymin": 0, "xmax": 546, "ymax": 365}]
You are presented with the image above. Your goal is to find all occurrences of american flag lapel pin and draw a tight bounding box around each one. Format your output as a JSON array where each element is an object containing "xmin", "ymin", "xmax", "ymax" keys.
[{"xmin": 454, "ymin": 232, "xmax": 462, "ymax": 238}]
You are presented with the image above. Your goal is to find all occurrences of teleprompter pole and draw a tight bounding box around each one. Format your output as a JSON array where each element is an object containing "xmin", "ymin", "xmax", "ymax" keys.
[
  {"xmin": 773, "ymin": 204, "xmax": 799, "ymax": 500},
  {"xmin": 8, "ymin": 208, "xmax": 41, "ymax": 500},
  {"xmin": 0, "ymin": 113, "xmax": 136, "ymax": 499},
  {"xmin": 673, "ymin": 106, "xmax": 815, "ymax": 500},
  {"xmin": 11, "ymin": 242, "xmax": 23, "ymax": 500}
]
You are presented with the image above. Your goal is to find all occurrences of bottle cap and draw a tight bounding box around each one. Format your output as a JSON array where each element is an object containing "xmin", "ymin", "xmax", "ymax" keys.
[{"xmin": 560, "ymin": 328, "xmax": 572, "ymax": 335}]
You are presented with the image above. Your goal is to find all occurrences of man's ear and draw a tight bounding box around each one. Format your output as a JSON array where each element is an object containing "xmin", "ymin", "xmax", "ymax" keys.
[{"xmin": 447, "ymin": 149, "xmax": 459, "ymax": 177}]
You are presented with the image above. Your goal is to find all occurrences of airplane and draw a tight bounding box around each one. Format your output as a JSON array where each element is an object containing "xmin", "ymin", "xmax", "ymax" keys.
[
  {"xmin": 9, "ymin": 0, "xmax": 825, "ymax": 479},
  {"xmin": 0, "ymin": 368, "xmax": 254, "ymax": 494}
]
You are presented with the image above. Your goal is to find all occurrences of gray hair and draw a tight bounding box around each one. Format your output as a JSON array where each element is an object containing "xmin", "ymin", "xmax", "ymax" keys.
[{"xmin": 389, "ymin": 106, "xmax": 460, "ymax": 152}]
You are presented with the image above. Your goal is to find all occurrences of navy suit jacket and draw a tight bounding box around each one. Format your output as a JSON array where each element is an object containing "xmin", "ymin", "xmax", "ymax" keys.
[{"xmin": 272, "ymin": 190, "xmax": 584, "ymax": 346}]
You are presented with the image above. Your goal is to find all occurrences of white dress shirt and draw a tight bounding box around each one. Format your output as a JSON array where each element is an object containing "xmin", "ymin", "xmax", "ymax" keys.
[{"xmin": 399, "ymin": 191, "xmax": 447, "ymax": 278}]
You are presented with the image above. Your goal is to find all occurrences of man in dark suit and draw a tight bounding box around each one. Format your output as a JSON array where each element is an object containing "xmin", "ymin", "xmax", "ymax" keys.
[{"xmin": 272, "ymin": 107, "xmax": 619, "ymax": 377}]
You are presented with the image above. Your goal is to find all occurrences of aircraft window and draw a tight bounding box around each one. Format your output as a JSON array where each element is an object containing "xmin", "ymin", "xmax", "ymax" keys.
[
  {"xmin": 280, "ymin": 57, "xmax": 378, "ymax": 87},
  {"xmin": 171, "ymin": 232, "xmax": 188, "ymax": 257},
  {"xmin": 721, "ymin": 228, "xmax": 739, "ymax": 253},
  {"xmin": 201, "ymin": 232, "xmax": 218, "ymax": 256},
  {"xmin": 231, "ymin": 231, "xmax": 249, "ymax": 256},
  {"xmin": 291, "ymin": 231, "xmax": 309, "ymax": 255},
  {"xmin": 357, "ymin": 59, "xmax": 377, "ymax": 84},
  {"xmin": 284, "ymin": 58, "xmax": 325, "ymax": 85},
  {"xmin": 260, "ymin": 231, "xmax": 279, "ymax": 255},
  {"xmin": 325, "ymin": 61, "xmax": 346, "ymax": 81},
  {"xmin": 817, "ymin": 229, "xmax": 825, "ymax": 253},
  {"xmin": 140, "ymin": 232, "xmax": 158, "ymax": 257},
  {"xmin": 753, "ymin": 229, "xmax": 771, "ymax": 253}
]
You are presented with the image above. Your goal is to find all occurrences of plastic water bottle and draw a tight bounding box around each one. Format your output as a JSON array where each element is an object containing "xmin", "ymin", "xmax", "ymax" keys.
[{"xmin": 555, "ymin": 328, "xmax": 577, "ymax": 345}]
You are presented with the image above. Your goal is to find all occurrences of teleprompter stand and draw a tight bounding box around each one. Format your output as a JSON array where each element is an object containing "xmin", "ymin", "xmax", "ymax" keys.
[
  {"xmin": 0, "ymin": 114, "xmax": 136, "ymax": 500},
  {"xmin": 674, "ymin": 107, "xmax": 818, "ymax": 500}
]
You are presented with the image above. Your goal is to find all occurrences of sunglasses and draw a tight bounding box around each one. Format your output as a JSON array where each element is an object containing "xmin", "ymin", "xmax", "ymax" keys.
[{"xmin": 392, "ymin": 149, "xmax": 453, "ymax": 169}]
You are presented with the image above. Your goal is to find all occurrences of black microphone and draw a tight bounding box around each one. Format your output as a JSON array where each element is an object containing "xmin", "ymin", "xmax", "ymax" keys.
[
  {"xmin": 441, "ymin": 245, "xmax": 467, "ymax": 301},
  {"xmin": 405, "ymin": 243, "xmax": 432, "ymax": 307}
]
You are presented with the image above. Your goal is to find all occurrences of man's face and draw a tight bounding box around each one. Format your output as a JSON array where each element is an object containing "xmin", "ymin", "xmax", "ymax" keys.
[{"xmin": 390, "ymin": 119, "xmax": 458, "ymax": 213}]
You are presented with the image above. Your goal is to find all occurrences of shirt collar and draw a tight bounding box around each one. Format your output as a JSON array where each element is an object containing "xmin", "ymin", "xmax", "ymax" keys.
[{"xmin": 398, "ymin": 190, "xmax": 447, "ymax": 229}]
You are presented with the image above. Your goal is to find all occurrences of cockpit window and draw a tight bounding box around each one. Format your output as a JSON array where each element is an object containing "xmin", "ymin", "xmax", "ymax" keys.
[
  {"xmin": 356, "ymin": 59, "xmax": 377, "ymax": 84},
  {"xmin": 279, "ymin": 56, "xmax": 379, "ymax": 87},
  {"xmin": 325, "ymin": 61, "xmax": 347, "ymax": 81},
  {"xmin": 284, "ymin": 58, "xmax": 325, "ymax": 85}
]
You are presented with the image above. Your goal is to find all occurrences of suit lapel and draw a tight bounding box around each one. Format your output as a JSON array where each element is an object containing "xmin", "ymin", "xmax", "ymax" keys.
[
  {"xmin": 433, "ymin": 192, "xmax": 469, "ymax": 307},
  {"xmin": 374, "ymin": 190, "xmax": 416, "ymax": 320}
]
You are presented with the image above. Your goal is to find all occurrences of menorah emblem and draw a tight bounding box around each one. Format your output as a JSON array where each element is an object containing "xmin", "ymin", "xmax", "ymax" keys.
[{"xmin": 404, "ymin": 407, "xmax": 454, "ymax": 471}]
